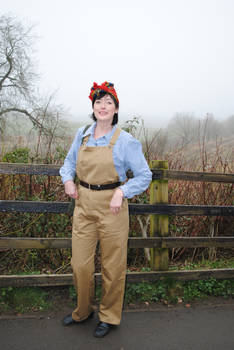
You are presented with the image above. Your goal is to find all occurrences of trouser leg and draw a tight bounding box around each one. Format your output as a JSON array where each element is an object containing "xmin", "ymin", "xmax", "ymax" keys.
[
  {"xmin": 71, "ymin": 206, "xmax": 98, "ymax": 322},
  {"xmin": 98, "ymin": 201, "xmax": 129, "ymax": 325}
]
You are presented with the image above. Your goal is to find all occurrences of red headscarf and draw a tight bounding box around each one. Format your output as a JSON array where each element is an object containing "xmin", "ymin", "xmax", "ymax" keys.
[{"xmin": 89, "ymin": 81, "xmax": 119, "ymax": 104}]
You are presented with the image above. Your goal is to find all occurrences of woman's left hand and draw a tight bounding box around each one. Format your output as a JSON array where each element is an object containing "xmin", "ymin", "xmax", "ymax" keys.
[{"xmin": 110, "ymin": 188, "xmax": 124, "ymax": 215}]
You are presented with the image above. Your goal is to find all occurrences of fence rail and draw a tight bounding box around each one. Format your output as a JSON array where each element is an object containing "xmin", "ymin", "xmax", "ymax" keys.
[
  {"xmin": 1, "ymin": 269, "xmax": 234, "ymax": 288},
  {"xmin": 1, "ymin": 237, "xmax": 234, "ymax": 249},
  {"xmin": 0, "ymin": 162, "xmax": 233, "ymax": 183},
  {"xmin": 0, "ymin": 162, "xmax": 233, "ymax": 288},
  {"xmin": 0, "ymin": 200, "xmax": 233, "ymax": 216}
]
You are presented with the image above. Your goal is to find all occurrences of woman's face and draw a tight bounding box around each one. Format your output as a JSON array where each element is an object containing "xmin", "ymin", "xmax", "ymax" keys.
[{"xmin": 93, "ymin": 94, "xmax": 118, "ymax": 123}]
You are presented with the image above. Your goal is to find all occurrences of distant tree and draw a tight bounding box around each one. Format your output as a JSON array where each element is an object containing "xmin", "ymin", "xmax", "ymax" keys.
[
  {"xmin": 167, "ymin": 113, "xmax": 199, "ymax": 145},
  {"xmin": 223, "ymin": 115, "xmax": 234, "ymax": 137},
  {"xmin": 200, "ymin": 113, "xmax": 221, "ymax": 141},
  {"xmin": 167, "ymin": 112, "xmax": 226, "ymax": 146}
]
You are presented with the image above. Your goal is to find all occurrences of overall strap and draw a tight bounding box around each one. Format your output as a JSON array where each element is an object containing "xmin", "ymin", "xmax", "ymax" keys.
[
  {"xmin": 82, "ymin": 135, "xmax": 90, "ymax": 146},
  {"xmin": 81, "ymin": 124, "xmax": 91, "ymax": 145},
  {"xmin": 109, "ymin": 128, "xmax": 121, "ymax": 147}
]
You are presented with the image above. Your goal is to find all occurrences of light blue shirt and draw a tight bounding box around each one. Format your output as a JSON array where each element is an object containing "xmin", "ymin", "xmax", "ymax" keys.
[{"xmin": 59, "ymin": 123, "xmax": 152, "ymax": 198}]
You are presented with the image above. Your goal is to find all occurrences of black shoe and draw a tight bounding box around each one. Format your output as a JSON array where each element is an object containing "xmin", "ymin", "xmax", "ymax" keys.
[
  {"xmin": 93, "ymin": 322, "xmax": 113, "ymax": 338},
  {"xmin": 62, "ymin": 311, "xmax": 94, "ymax": 326}
]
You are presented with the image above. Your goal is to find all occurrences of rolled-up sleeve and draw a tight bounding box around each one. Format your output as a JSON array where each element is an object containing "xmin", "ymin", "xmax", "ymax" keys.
[{"xmin": 119, "ymin": 137, "xmax": 152, "ymax": 198}]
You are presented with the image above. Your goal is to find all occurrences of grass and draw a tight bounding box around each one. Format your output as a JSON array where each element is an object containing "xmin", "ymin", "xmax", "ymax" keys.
[
  {"xmin": 0, "ymin": 287, "xmax": 52, "ymax": 314},
  {"xmin": 124, "ymin": 278, "xmax": 234, "ymax": 304},
  {"xmin": 1, "ymin": 278, "xmax": 233, "ymax": 314},
  {"xmin": 1, "ymin": 259, "xmax": 234, "ymax": 314}
]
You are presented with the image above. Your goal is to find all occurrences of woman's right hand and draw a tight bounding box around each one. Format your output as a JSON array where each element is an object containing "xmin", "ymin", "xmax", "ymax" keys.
[{"xmin": 64, "ymin": 180, "xmax": 78, "ymax": 199}]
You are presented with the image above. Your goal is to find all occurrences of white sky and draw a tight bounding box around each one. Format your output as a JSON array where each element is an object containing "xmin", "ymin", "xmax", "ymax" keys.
[{"xmin": 1, "ymin": 0, "xmax": 234, "ymax": 127}]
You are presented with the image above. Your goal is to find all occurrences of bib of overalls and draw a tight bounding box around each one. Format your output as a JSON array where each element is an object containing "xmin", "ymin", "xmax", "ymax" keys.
[{"xmin": 76, "ymin": 127, "xmax": 121, "ymax": 185}]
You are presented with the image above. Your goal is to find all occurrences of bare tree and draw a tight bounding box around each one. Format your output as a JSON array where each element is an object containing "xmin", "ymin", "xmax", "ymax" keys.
[
  {"xmin": 167, "ymin": 113, "xmax": 199, "ymax": 145},
  {"xmin": 31, "ymin": 93, "xmax": 69, "ymax": 161},
  {"xmin": 223, "ymin": 115, "xmax": 234, "ymax": 137},
  {"xmin": 0, "ymin": 14, "xmax": 47, "ymax": 130},
  {"xmin": 200, "ymin": 113, "xmax": 221, "ymax": 141},
  {"xmin": 0, "ymin": 14, "xmax": 69, "ymax": 157}
]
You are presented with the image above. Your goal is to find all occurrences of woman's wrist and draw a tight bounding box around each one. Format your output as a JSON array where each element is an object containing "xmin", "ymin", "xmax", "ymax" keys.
[
  {"xmin": 116, "ymin": 188, "xmax": 124, "ymax": 198},
  {"xmin": 64, "ymin": 180, "xmax": 74, "ymax": 185}
]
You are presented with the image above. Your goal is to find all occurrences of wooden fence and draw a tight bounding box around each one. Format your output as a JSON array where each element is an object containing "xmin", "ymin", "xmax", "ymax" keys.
[{"xmin": 0, "ymin": 161, "xmax": 234, "ymax": 287}]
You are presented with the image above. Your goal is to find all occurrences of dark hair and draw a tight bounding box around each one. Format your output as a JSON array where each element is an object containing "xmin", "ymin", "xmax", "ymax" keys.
[{"xmin": 91, "ymin": 90, "xmax": 119, "ymax": 125}]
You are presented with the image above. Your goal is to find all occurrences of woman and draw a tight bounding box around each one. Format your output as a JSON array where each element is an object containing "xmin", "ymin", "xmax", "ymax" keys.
[{"xmin": 60, "ymin": 81, "xmax": 152, "ymax": 338}]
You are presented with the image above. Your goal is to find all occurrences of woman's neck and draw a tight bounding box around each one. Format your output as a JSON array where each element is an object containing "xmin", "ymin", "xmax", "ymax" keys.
[{"xmin": 94, "ymin": 121, "xmax": 113, "ymax": 139}]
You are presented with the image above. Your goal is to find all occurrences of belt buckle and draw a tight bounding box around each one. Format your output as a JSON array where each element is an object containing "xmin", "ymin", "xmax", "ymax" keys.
[
  {"xmin": 97, "ymin": 184, "xmax": 101, "ymax": 190},
  {"xmin": 88, "ymin": 183, "xmax": 91, "ymax": 190}
]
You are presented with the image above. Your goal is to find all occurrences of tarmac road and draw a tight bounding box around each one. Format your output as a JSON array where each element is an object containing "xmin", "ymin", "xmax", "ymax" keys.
[{"xmin": 0, "ymin": 300, "xmax": 234, "ymax": 350}]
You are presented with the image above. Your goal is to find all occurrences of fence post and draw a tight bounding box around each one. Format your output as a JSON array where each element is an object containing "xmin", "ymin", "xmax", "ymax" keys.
[{"xmin": 150, "ymin": 160, "xmax": 169, "ymax": 270}]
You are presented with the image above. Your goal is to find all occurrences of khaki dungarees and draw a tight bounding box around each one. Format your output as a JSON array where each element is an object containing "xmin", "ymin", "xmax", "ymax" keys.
[{"xmin": 71, "ymin": 127, "xmax": 129, "ymax": 325}]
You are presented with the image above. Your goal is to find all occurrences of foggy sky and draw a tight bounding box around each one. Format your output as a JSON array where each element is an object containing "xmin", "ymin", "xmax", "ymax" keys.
[{"xmin": 1, "ymin": 0, "xmax": 234, "ymax": 127}]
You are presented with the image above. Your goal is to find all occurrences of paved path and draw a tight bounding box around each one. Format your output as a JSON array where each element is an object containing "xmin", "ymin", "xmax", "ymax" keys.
[{"xmin": 1, "ymin": 302, "xmax": 234, "ymax": 350}]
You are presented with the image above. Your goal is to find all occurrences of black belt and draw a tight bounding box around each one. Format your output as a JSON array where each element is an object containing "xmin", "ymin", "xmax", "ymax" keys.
[{"xmin": 79, "ymin": 180, "xmax": 121, "ymax": 191}]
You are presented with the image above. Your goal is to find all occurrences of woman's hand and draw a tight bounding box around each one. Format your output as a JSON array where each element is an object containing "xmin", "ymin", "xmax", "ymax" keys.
[
  {"xmin": 64, "ymin": 180, "xmax": 78, "ymax": 199},
  {"xmin": 110, "ymin": 188, "xmax": 124, "ymax": 215}
]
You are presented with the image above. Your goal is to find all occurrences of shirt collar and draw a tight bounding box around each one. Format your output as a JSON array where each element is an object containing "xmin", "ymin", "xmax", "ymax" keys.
[{"xmin": 83, "ymin": 122, "xmax": 117, "ymax": 141}]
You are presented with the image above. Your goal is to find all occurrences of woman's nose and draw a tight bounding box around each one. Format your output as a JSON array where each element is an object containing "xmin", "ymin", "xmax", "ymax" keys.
[{"xmin": 100, "ymin": 102, "xmax": 106, "ymax": 108}]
